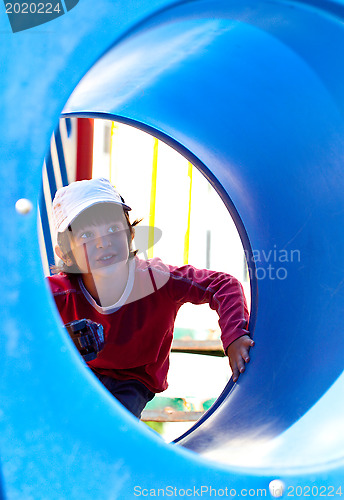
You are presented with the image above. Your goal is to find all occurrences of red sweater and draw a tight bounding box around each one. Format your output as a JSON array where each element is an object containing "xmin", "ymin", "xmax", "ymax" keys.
[{"xmin": 47, "ymin": 257, "xmax": 249, "ymax": 393}]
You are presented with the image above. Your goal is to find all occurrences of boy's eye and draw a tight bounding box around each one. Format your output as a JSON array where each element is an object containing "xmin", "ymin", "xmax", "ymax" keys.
[
  {"xmin": 80, "ymin": 231, "xmax": 94, "ymax": 239},
  {"xmin": 108, "ymin": 223, "xmax": 124, "ymax": 233}
]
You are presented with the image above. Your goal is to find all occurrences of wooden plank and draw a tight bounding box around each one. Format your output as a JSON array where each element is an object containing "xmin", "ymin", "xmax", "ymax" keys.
[
  {"xmin": 142, "ymin": 409, "xmax": 204, "ymax": 422},
  {"xmin": 171, "ymin": 339, "xmax": 224, "ymax": 357}
]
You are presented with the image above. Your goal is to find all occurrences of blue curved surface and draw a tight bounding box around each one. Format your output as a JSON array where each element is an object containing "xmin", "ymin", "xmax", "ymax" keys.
[{"xmin": 1, "ymin": 0, "xmax": 344, "ymax": 497}]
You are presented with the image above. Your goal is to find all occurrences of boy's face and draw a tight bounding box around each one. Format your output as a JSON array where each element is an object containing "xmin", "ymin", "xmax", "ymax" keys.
[{"xmin": 68, "ymin": 217, "xmax": 130, "ymax": 275}]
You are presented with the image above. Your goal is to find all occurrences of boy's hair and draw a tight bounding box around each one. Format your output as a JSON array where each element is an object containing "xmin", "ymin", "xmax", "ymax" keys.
[{"xmin": 51, "ymin": 203, "xmax": 142, "ymax": 275}]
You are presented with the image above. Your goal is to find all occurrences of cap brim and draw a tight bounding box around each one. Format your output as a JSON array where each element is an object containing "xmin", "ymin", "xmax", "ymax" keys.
[{"xmin": 57, "ymin": 200, "xmax": 131, "ymax": 233}]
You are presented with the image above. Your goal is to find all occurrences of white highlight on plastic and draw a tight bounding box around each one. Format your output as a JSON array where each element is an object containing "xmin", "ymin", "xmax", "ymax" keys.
[
  {"xmin": 15, "ymin": 198, "xmax": 33, "ymax": 215},
  {"xmin": 269, "ymin": 479, "xmax": 285, "ymax": 497}
]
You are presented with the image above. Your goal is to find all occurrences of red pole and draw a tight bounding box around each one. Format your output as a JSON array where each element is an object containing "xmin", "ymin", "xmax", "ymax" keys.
[{"xmin": 76, "ymin": 118, "xmax": 94, "ymax": 180}]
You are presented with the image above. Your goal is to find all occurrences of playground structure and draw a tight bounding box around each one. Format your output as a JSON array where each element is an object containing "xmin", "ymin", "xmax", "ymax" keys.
[{"xmin": 1, "ymin": 0, "xmax": 344, "ymax": 498}]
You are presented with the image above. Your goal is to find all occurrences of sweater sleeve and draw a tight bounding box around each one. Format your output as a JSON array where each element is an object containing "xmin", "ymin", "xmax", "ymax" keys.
[
  {"xmin": 167, "ymin": 264, "xmax": 250, "ymax": 353},
  {"xmin": 46, "ymin": 274, "xmax": 79, "ymax": 323}
]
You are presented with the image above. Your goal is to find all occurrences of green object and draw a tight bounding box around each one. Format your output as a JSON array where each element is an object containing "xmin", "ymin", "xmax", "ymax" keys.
[
  {"xmin": 146, "ymin": 397, "xmax": 184, "ymax": 411},
  {"xmin": 202, "ymin": 398, "xmax": 216, "ymax": 412},
  {"xmin": 145, "ymin": 397, "xmax": 194, "ymax": 411},
  {"xmin": 144, "ymin": 421, "xmax": 164, "ymax": 435},
  {"xmin": 173, "ymin": 327, "xmax": 210, "ymax": 340}
]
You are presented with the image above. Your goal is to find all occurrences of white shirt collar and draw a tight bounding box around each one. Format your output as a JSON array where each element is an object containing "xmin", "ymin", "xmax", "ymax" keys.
[{"xmin": 78, "ymin": 258, "xmax": 136, "ymax": 315}]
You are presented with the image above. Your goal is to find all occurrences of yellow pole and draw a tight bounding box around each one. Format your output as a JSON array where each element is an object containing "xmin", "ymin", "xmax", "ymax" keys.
[
  {"xmin": 184, "ymin": 162, "xmax": 193, "ymax": 265},
  {"xmin": 148, "ymin": 138, "xmax": 159, "ymax": 259},
  {"xmin": 109, "ymin": 121, "xmax": 117, "ymax": 185}
]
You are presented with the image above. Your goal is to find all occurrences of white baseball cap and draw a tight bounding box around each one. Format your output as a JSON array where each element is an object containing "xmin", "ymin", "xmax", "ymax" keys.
[{"xmin": 52, "ymin": 177, "xmax": 131, "ymax": 233}]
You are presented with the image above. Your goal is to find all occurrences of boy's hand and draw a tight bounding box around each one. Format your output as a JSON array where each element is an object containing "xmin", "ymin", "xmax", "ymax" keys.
[{"xmin": 226, "ymin": 335, "xmax": 254, "ymax": 383}]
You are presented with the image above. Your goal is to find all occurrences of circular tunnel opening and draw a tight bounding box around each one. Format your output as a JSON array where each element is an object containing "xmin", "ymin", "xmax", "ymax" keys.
[{"xmin": 40, "ymin": 114, "xmax": 255, "ymax": 442}]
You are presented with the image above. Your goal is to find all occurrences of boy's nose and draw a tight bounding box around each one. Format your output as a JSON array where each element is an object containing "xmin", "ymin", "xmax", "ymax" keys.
[{"xmin": 95, "ymin": 234, "xmax": 111, "ymax": 248}]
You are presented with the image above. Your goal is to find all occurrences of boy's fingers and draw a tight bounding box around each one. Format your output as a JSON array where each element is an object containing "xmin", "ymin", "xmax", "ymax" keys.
[
  {"xmin": 241, "ymin": 335, "xmax": 254, "ymax": 345},
  {"xmin": 242, "ymin": 346, "xmax": 251, "ymax": 363},
  {"xmin": 242, "ymin": 339, "xmax": 254, "ymax": 362},
  {"xmin": 231, "ymin": 355, "xmax": 250, "ymax": 382},
  {"xmin": 228, "ymin": 339, "xmax": 255, "ymax": 382},
  {"xmin": 236, "ymin": 357, "xmax": 245, "ymax": 374},
  {"xmin": 232, "ymin": 368, "xmax": 239, "ymax": 382},
  {"xmin": 228, "ymin": 358, "xmax": 239, "ymax": 382}
]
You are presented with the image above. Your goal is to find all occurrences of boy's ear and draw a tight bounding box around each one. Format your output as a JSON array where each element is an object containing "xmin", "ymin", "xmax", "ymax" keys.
[
  {"xmin": 55, "ymin": 245, "xmax": 64, "ymax": 260},
  {"xmin": 55, "ymin": 245, "xmax": 72, "ymax": 266}
]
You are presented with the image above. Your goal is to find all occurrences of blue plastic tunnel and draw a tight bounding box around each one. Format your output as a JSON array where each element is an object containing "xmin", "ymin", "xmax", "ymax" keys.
[{"xmin": 1, "ymin": 0, "xmax": 344, "ymax": 497}]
